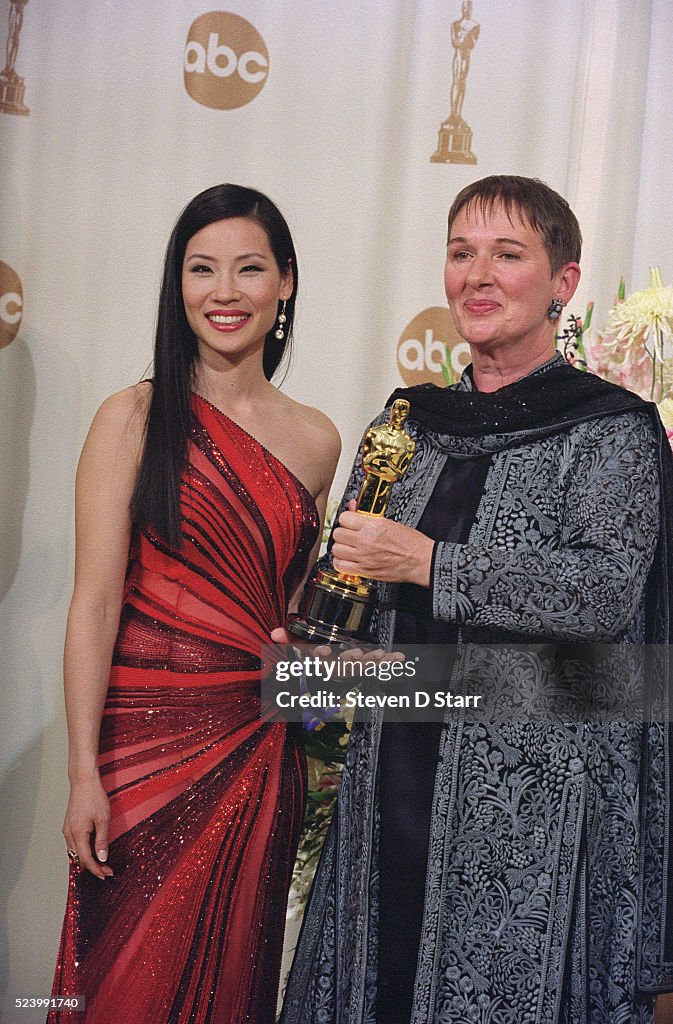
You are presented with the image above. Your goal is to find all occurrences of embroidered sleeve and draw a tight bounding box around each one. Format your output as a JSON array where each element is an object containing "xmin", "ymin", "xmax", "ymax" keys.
[{"xmin": 432, "ymin": 411, "xmax": 660, "ymax": 640}]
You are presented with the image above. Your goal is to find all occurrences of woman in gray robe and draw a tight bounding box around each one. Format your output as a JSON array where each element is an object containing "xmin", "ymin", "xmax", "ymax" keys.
[{"xmin": 279, "ymin": 176, "xmax": 673, "ymax": 1024}]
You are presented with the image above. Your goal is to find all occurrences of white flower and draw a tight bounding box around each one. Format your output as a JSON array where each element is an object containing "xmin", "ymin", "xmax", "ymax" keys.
[{"xmin": 607, "ymin": 268, "xmax": 673, "ymax": 352}]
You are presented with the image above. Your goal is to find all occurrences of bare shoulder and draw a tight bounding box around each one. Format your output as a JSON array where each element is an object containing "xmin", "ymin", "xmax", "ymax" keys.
[
  {"xmin": 281, "ymin": 395, "xmax": 341, "ymax": 462},
  {"xmin": 83, "ymin": 382, "xmax": 151, "ymax": 468},
  {"xmin": 269, "ymin": 393, "xmax": 341, "ymax": 497},
  {"xmin": 301, "ymin": 404, "xmax": 341, "ymax": 461},
  {"xmin": 93, "ymin": 381, "xmax": 150, "ymax": 430}
]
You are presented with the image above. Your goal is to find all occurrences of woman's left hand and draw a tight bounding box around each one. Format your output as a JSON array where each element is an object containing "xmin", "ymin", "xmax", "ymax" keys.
[{"xmin": 332, "ymin": 503, "xmax": 434, "ymax": 586}]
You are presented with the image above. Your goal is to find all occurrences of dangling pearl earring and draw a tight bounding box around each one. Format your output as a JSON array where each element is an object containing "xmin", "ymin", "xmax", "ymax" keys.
[
  {"xmin": 275, "ymin": 300, "xmax": 287, "ymax": 340},
  {"xmin": 547, "ymin": 297, "xmax": 564, "ymax": 321}
]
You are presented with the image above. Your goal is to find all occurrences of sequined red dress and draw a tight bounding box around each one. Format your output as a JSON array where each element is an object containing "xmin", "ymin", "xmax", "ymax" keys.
[{"xmin": 49, "ymin": 395, "xmax": 318, "ymax": 1024}]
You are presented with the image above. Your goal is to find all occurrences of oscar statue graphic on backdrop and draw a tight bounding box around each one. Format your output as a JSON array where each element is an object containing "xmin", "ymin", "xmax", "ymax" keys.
[
  {"xmin": 289, "ymin": 399, "xmax": 416, "ymax": 643},
  {"xmin": 431, "ymin": 0, "xmax": 479, "ymax": 164},
  {"xmin": 0, "ymin": 0, "xmax": 30, "ymax": 116}
]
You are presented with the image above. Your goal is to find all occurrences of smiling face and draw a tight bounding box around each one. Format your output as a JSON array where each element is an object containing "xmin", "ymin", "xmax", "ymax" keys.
[
  {"xmin": 444, "ymin": 201, "xmax": 579, "ymax": 374},
  {"xmin": 181, "ymin": 216, "xmax": 293, "ymax": 370}
]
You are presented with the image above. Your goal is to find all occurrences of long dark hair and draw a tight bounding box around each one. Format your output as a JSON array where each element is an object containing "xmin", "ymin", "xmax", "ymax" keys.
[{"xmin": 131, "ymin": 184, "xmax": 298, "ymax": 545}]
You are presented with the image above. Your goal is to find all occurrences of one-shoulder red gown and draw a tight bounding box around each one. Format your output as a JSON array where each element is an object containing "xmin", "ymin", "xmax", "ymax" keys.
[{"xmin": 49, "ymin": 395, "xmax": 318, "ymax": 1023}]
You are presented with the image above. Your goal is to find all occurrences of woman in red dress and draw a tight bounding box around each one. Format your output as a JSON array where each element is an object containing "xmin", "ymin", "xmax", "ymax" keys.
[{"xmin": 48, "ymin": 184, "xmax": 340, "ymax": 1023}]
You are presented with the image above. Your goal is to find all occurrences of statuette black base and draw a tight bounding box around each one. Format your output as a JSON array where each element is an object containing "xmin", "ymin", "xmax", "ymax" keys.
[{"xmin": 288, "ymin": 569, "xmax": 374, "ymax": 644}]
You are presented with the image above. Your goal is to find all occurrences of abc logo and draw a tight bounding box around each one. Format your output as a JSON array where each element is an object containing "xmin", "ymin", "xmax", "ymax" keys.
[
  {"xmin": 184, "ymin": 12, "xmax": 269, "ymax": 110},
  {"xmin": 396, "ymin": 306, "xmax": 470, "ymax": 387},
  {"xmin": 0, "ymin": 261, "xmax": 23, "ymax": 349}
]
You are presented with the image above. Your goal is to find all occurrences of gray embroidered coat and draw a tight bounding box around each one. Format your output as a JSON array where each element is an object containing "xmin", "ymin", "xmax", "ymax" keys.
[{"xmin": 281, "ymin": 363, "xmax": 672, "ymax": 1024}]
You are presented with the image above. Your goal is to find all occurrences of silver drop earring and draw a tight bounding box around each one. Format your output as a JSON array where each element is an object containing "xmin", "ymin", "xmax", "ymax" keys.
[
  {"xmin": 275, "ymin": 300, "xmax": 287, "ymax": 340},
  {"xmin": 547, "ymin": 297, "xmax": 564, "ymax": 321}
]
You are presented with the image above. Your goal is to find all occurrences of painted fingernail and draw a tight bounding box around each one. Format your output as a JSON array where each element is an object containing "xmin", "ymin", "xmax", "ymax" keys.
[{"xmin": 97, "ymin": 849, "xmax": 108, "ymax": 862}]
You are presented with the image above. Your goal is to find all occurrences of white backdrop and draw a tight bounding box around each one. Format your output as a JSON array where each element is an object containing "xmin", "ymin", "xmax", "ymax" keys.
[{"xmin": 1, "ymin": 0, "xmax": 672, "ymax": 1017}]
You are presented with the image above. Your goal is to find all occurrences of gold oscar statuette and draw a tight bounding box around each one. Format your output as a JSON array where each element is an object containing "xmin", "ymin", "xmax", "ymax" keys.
[{"xmin": 289, "ymin": 399, "xmax": 416, "ymax": 643}]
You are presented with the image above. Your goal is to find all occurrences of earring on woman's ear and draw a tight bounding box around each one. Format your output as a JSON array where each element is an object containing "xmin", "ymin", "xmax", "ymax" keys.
[
  {"xmin": 547, "ymin": 297, "xmax": 564, "ymax": 321},
  {"xmin": 274, "ymin": 300, "xmax": 288, "ymax": 340}
]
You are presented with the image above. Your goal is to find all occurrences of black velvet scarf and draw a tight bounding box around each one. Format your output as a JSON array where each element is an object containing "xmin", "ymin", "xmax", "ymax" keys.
[{"xmin": 388, "ymin": 360, "xmax": 656, "ymax": 438}]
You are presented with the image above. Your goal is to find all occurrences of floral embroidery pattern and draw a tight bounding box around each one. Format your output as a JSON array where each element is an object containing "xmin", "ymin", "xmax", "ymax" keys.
[{"xmin": 281, "ymin": 367, "xmax": 666, "ymax": 1024}]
